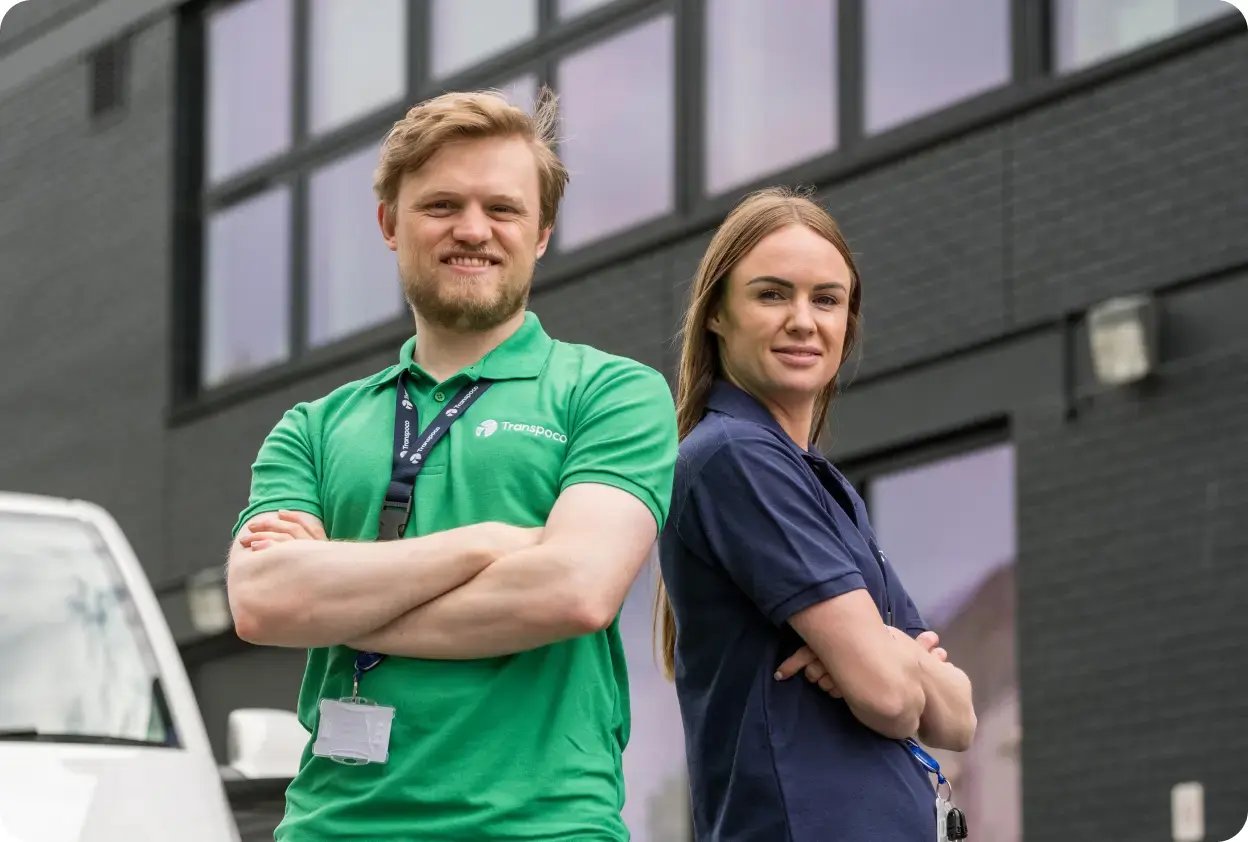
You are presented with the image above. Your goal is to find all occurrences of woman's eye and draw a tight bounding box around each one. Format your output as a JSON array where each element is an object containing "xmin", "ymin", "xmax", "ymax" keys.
[
  {"xmin": 758, "ymin": 289, "xmax": 783, "ymax": 301},
  {"xmin": 815, "ymin": 295, "xmax": 840, "ymax": 307}
]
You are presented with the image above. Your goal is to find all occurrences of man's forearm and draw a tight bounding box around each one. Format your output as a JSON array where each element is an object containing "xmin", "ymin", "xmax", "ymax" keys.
[
  {"xmin": 228, "ymin": 525, "xmax": 495, "ymax": 648},
  {"xmin": 348, "ymin": 542, "xmax": 610, "ymax": 659},
  {"xmin": 915, "ymin": 655, "xmax": 977, "ymax": 751}
]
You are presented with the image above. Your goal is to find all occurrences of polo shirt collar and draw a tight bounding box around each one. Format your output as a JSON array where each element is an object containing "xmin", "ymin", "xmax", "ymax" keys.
[
  {"xmin": 705, "ymin": 380, "xmax": 812, "ymax": 452},
  {"xmin": 390, "ymin": 311, "xmax": 553, "ymax": 384}
]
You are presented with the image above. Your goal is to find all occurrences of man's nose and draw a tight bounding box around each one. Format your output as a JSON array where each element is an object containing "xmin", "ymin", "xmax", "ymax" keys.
[{"xmin": 452, "ymin": 206, "xmax": 491, "ymax": 246}]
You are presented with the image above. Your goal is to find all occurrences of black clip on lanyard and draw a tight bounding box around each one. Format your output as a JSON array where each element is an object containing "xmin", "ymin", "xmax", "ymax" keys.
[{"xmin": 352, "ymin": 373, "xmax": 494, "ymax": 693}]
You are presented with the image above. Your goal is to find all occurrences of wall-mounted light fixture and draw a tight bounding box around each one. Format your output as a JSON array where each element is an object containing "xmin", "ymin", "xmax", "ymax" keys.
[
  {"xmin": 1087, "ymin": 293, "xmax": 1159, "ymax": 387},
  {"xmin": 186, "ymin": 566, "xmax": 232, "ymax": 636}
]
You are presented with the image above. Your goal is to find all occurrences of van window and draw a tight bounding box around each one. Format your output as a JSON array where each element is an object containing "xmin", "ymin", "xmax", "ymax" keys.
[{"xmin": 0, "ymin": 512, "xmax": 177, "ymax": 746}]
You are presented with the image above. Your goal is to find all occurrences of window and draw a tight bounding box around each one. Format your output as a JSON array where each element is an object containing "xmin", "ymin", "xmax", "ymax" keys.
[
  {"xmin": 864, "ymin": 0, "xmax": 1011, "ymax": 134},
  {"xmin": 206, "ymin": 0, "xmax": 291, "ymax": 183},
  {"xmin": 308, "ymin": 146, "xmax": 404, "ymax": 348},
  {"xmin": 618, "ymin": 554, "xmax": 690, "ymax": 841},
  {"xmin": 557, "ymin": 15, "xmax": 675, "ymax": 249},
  {"xmin": 704, "ymin": 0, "xmax": 837, "ymax": 194},
  {"xmin": 557, "ymin": 0, "xmax": 615, "ymax": 20},
  {"xmin": 868, "ymin": 443, "xmax": 1020, "ymax": 842},
  {"xmin": 308, "ymin": 0, "xmax": 406, "ymax": 134},
  {"xmin": 202, "ymin": 187, "xmax": 292, "ymax": 388},
  {"xmin": 430, "ymin": 0, "xmax": 538, "ymax": 79},
  {"xmin": 497, "ymin": 73, "xmax": 539, "ymax": 114},
  {"xmin": 1053, "ymin": 0, "xmax": 1233, "ymax": 72}
]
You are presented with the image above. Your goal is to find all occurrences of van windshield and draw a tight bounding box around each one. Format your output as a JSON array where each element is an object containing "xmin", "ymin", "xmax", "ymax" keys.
[{"xmin": 0, "ymin": 511, "xmax": 176, "ymax": 746}]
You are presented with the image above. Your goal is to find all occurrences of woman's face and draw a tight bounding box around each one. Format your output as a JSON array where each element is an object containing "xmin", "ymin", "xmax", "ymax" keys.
[{"xmin": 709, "ymin": 224, "xmax": 853, "ymax": 407}]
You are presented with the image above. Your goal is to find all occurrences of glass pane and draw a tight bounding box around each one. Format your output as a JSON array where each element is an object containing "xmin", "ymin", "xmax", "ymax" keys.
[
  {"xmin": 557, "ymin": 0, "xmax": 614, "ymax": 19},
  {"xmin": 497, "ymin": 73, "xmax": 539, "ymax": 115},
  {"xmin": 1053, "ymin": 0, "xmax": 1232, "ymax": 72},
  {"xmin": 558, "ymin": 15, "xmax": 674, "ymax": 249},
  {"xmin": 619, "ymin": 552, "xmax": 691, "ymax": 842},
  {"xmin": 207, "ymin": 0, "xmax": 292, "ymax": 182},
  {"xmin": 869, "ymin": 443, "xmax": 1020, "ymax": 842},
  {"xmin": 705, "ymin": 0, "xmax": 837, "ymax": 194},
  {"xmin": 308, "ymin": 146, "xmax": 404, "ymax": 347},
  {"xmin": 430, "ymin": 0, "xmax": 538, "ymax": 79},
  {"xmin": 203, "ymin": 187, "xmax": 292, "ymax": 387},
  {"xmin": 0, "ymin": 513, "xmax": 175, "ymax": 746},
  {"xmin": 865, "ymin": 0, "xmax": 1011, "ymax": 134},
  {"xmin": 309, "ymin": 0, "xmax": 406, "ymax": 134}
]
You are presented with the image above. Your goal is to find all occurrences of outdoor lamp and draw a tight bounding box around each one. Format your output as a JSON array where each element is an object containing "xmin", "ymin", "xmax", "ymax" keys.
[
  {"xmin": 187, "ymin": 566, "xmax": 233, "ymax": 635},
  {"xmin": 1087, "ymin": 293, "xmax": 1159, "ymax": 387}
]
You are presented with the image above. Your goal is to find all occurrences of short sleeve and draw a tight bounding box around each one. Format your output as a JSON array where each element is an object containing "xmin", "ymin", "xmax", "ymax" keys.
[
  {"xmin": 231, "ymin": 404, "xmax": 324, "ymax": 537},
  {"xmin": 901, "ymin": 591, "xmax": 929, "ymax": 638},
  {"xmin": 679, "ymin": 433, "xmax": 865, "ymax": 626},
  {"xmin": 559, "ymin": 360, "xmax": 678, "ymax": 530}
]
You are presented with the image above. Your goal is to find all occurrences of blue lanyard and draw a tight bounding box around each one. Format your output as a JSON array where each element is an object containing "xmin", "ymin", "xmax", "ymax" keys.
[{"xmin": 353, "ymin": 374, "xmax": 493, "ymax": 692}]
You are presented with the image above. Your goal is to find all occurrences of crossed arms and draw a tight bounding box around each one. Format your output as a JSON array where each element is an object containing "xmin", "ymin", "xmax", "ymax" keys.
[{"xmin": 226, "ymin": 482, "xmax": 657, "ymax": 659}]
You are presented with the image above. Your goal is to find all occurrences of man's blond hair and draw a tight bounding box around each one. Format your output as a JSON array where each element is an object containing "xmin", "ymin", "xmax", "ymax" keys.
[{"xmin": 373, "ymin": 88, "xmax": 568, "ymax": 231}]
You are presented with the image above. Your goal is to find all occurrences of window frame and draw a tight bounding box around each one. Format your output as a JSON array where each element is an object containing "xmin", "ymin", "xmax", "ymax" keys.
[{"xmin": 172, "ymin": 0, "xmax": 1242, "ymax": 419}]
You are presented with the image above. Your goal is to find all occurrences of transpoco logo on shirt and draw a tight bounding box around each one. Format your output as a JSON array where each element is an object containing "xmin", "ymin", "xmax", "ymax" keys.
[{"xmin": 475, "ymin": 419, "xmax": 567, "ymax": 443}]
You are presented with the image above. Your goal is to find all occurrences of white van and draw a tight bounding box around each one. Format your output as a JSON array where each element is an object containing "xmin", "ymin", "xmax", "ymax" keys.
[{"xmin": 0, "ymin": 491, "xmax": 241, "ymax": 842}]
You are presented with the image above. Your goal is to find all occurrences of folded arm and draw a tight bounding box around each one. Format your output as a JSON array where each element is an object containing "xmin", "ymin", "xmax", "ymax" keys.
[
  {"xmin": 348, "ymin": 483, "xmax": 657, "ymax": 659},
  {"xmin": 226, "ymin": 511, "xmax": 538, "ymax": 648},
  {"xmin": 909, "ymin": 638, "xmax": 977, "ymax": 751}
]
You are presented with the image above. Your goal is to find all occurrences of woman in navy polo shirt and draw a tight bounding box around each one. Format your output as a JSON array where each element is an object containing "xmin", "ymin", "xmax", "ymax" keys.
[{"xmin": 657, "ymin": 187, "xmax": 977, "ymax": 841}]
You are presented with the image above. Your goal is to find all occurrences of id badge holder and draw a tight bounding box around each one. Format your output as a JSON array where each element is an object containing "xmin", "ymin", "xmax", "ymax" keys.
[
  {"xmin": 936, "ymin": 794, "xmax": 951, "ymax": 842},
  {"xmin": 312, "ymin": 689, "xmax": 395, "ymax": 766}
]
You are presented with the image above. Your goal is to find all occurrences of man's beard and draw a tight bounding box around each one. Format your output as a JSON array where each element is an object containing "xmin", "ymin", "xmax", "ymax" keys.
[{"xmin": 401, "ymin": 262, "xmax": 532, "ymax": 332}]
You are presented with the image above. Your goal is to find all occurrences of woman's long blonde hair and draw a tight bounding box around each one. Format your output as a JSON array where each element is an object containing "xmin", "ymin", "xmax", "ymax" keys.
[{"xmin": 655, "ymin": 187, "xmax": 863, "ymax": 680}]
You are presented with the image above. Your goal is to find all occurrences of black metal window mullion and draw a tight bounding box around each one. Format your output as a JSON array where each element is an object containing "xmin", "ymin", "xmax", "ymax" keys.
[
  {"xmin": 408, "ymin": 0, "xmax": 429, "ymax": 103},
  {"xmin": 1014, "ymin": 0, "xmax": 1051, "ymax": 86},
  {"xmin": 837, "ymin": 0, "xmax": 864, "ymax": 149},
  {"xmin": 172, "ymin": 6, "xmax": 207, "ymax": 405},
  {"xmin": 674, "ymin": 0, "xmax": 704, "ymax": 212},
  {"xmin": 538, "ymin": 0, "xmax": 556, "ymax": 33},
  {"xmin": 288, "ymin": 0, "xmax": 310, "ymax": 358}
]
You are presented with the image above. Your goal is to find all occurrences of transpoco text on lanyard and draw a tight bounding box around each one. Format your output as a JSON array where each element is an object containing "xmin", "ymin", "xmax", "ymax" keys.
[
  {"xmin": 311, "ymin": 373, "xmax": 493, "ymax": 767},
  {"xmin": 905, "ymin": 738, "xmax": 969, "ymax": 841}
]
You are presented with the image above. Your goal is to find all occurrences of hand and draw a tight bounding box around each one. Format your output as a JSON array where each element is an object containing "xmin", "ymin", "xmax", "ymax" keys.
[
  {"xmin": 774, "ymin": 646, "xmax": 843, "ymax": 698},
  {"xmin": 471, "ymin": 521, "xmax": 544, "ymax": 561},
  {"xmin": 914, "ymin": 630, "xmax": 949, "ymax": 663},
  {"xmin": 238, "ymin": 510, "xmax": 326, "ymax": 551}
]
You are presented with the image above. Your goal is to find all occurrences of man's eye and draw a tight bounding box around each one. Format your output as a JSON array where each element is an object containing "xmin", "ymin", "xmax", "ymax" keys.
[{"xmin": 491, "ymin": 205, "xmax": 517, "ymax": 214}]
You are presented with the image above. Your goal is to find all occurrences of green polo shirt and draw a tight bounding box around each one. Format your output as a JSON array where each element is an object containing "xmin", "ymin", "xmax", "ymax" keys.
[{"xmin": 233, "ymin": 312, "xmax": 676, "ymax": 841}]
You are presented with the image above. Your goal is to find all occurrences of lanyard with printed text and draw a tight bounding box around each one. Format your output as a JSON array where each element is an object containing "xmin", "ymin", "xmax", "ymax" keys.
[{"xmin": 352, "ymin": 373, "xmax": 493, "ymax": 693}]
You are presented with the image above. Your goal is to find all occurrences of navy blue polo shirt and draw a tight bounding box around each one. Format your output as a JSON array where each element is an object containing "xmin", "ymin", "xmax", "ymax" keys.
[{"xmin": 659, "ymin": 381, "xmax": 936, "ymax": 841}]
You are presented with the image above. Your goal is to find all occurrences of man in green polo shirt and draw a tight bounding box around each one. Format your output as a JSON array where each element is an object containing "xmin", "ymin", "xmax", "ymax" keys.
[{"xmin": 225, "ymin": 88, "xmax": 677, "ymax": 841}]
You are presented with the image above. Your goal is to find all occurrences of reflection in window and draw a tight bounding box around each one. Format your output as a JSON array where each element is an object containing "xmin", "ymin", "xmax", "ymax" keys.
[
  {"xmin": 705, "ymin": 0, "xmax": 837, "ymax": 194},
  {"xmin": 207, "ymin": 0, "xmax": 291, "ymax": 182},
  {"xmin": 203, "ymin": 187, "xmax": 291, "ymax": 387},
  {"xmin": 309, "ymin": 0, "xmax": 406, "ymax": 134},
  {"xmin": 430, "ymin": 0, "xmax": 538, "ymax": 79},
  {"xmin": 1053, "ymin": 0, "xmax": 1232, "ymax": 72},
  {"xmin": 557, "ymin": 0, "xmax": 614, "ymax": 19},
  {"xmin": 864, "ymin": 0, "xmax": 1011, "ymax": 134},
  {"xmin": 308, "ymin": 146, "xmax": 403, "ymax": 347},
  {"xmin": 619, "ymin": 552, "xmax": 691, "ymax": 841},
  {"xmin": 496, "ymin": 74, "xmax": 539, "ymax": 115},
  {"xmin": 868, "ymin": 443, "xmax": 1020, "ymax": 842},
  {"xmin": 557, "ymin": 15, "xmax": 674, "ymax": 249},
  {"xmin": 0, "ymin": 513, "xmax": 175, "ymax": 745}
]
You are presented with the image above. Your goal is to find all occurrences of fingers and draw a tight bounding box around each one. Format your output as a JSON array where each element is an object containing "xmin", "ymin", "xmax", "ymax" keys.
[
  {"xmin": 238, "ymin": 530, "xmax": 295, "ymax": 547},
  {"xmin": 803, "ymin": 661, "xmax": 828, "ymax": 684},
  {"xmin": 278, "ymin": 510, "xmax": 327, "ymax": 540},
  {"xmin": 915, "ymin": 630, "xmax": 941, "ymax": 651},
  {"xmin": 932, "ymin": 647, "xmax": 948, "ymax": 662},
  {"xmin": 774, "ymin": 646, "xmax": 819, "ymax": 680},
  {"xmin": 817, "ymin": 675, "xmax": 842, "ymax": 697}
]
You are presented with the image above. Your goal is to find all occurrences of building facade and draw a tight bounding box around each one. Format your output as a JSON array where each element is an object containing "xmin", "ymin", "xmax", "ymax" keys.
[{"xmin": 2, "ymin": 1, "xmax": 1246, "ymax": 839}]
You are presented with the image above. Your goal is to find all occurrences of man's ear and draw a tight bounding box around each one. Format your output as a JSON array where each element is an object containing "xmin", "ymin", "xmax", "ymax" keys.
[
  {"xmin": 535, "ymin": 225, "xmax": 553, "ymax": 260},
  {"xmin": 378, "ymin": 202, "xmax": 398, "ymax": 252}
]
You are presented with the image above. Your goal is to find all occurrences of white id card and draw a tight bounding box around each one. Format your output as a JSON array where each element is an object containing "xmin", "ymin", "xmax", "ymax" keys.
[
  {"xmin": 312, "ymin": 698, "xmax": 395, "ymax": 765},
  {"xmin": 936, "ymin": 796, "xmax": 951, "ymax": 842}
]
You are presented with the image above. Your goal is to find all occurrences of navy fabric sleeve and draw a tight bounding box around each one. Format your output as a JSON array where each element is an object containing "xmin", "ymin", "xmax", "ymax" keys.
[
  {"xmin": 901, "ymin": 591, "xmax": 929, "ymax": 637},
  {"xmin": 678, "ymin": 432, "xmax": 866, "ymax": 626}
]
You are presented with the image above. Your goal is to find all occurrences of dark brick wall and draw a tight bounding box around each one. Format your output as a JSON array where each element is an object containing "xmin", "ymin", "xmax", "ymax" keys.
[
  {"xmin": 1, "ymin": 8, "xmax": 1246, "ymax": 842},
  {"xmin": 0, "ymin": 0, "xmax": 100, "ymax": 54},
  {"xmin": 1016, "ymin": 346, "xmax": 1248, "ymax": 842}
]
